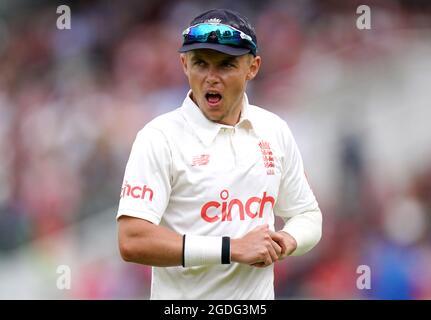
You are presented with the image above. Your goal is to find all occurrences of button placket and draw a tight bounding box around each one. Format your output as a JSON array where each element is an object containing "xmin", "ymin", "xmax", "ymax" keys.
[
  {"xmin": 228, "ymin": 128, "xmax": 237, "ymax": 165},
  {"xmin": 217, "ymin": 127, "xmax": 235, "ymax": 170}
]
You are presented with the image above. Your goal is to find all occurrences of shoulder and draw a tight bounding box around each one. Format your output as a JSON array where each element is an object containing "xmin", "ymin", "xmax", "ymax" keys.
[
  {"xmin": 136, "ymin": 107, "xmax": 185, "ymax": 140},
  {"xmin": 146, "ymin": 107, "xmax": 184, "ymax": 131},
  {"xmin": 248, "ymin": 104, "xmax": 291, "ymax": 134},
  {"xmin": 248, "ymin": 104, "xmax": 299, "ymax": 155}
]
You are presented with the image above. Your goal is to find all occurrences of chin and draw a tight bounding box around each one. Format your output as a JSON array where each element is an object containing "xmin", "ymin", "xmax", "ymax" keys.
[{"xmin": 203, "ymin": 111, "xmax": 222, "ymax": 123}]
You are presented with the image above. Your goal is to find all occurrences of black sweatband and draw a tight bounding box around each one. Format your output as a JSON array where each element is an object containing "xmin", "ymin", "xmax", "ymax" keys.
[
  {"xmin": 221, "ymin": 236, "xmax": 230, "ymax": 264},
  {"xmin": 182, "ymin": 234, "xmax": 186, "ymax": 267}
]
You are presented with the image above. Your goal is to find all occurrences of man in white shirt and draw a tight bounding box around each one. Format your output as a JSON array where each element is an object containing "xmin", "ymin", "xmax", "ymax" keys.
[{"xmin": 117, "ymin": 8, "xmax": 322, "ymax": 299}]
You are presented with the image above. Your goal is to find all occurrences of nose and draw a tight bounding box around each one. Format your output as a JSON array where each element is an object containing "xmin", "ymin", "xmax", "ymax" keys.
[{"xmin": 205, "ymin": 65, "xmax": 220, "ymax": 85}]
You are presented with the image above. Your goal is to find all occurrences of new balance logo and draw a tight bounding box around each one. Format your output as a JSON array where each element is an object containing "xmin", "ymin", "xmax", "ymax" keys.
[{"xmin": 192, "ymin": 154, "xmax": 210, "ymax": 166}]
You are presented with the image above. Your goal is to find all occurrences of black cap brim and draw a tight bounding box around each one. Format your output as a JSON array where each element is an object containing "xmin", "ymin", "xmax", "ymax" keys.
[{"xmin": 178, "ymin": 42, "xmax": 251, "ymax": 56}]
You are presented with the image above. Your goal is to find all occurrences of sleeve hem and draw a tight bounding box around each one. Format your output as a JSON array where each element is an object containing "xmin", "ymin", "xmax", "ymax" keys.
[
  {"xmin": 281, "ymin": 207, "xmax": 322, "ymax": 256},
  {"xmin": 116, "ymin": 209, "xmax": 161, "ymax": 225}
]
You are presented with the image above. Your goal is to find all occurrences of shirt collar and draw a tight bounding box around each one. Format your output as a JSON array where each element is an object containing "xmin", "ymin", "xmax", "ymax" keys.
[{"xmin": 181, "ymin": 90, "xmax": 259, "ymax": 147}]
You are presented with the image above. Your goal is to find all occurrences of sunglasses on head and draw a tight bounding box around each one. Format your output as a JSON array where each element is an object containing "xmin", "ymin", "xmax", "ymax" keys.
[{"xmin": 182, "ymin": 23, "xmax": 257, "ymax": 55}]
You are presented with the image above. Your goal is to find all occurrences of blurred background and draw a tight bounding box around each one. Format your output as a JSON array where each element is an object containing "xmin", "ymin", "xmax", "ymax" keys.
[{"xmin": 0, "ymin": 0, "xmax": 431, "ymax": 299}]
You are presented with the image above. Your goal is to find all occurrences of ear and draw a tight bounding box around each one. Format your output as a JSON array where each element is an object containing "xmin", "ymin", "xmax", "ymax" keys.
[
  {"xmin": 180, "ymin": 53, "xmax": 189, "ymax": 76},
  {"xmin": 246, "ymin": 55, "xmax": 261, "ymax": 81}
]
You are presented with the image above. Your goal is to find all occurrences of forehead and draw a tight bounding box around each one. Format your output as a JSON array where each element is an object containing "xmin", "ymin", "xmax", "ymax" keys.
[{"xmin": 187, "ymin": 49, "xmax": 243, "ymax": 61}]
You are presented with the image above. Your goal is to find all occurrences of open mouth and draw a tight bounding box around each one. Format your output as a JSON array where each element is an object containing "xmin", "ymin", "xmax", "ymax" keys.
[{"xmin": 205, "ymin": 92, "xmax": 222, "ymax": 106}]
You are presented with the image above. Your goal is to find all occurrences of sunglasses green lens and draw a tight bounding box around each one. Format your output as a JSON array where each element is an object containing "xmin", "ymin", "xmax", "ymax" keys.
[{"xmin": 183, "ymin": 23, "xmax": 256, "ymax": 52}]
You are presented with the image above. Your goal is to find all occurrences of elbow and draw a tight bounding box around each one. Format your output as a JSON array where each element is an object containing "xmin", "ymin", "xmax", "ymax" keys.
[
  {"xmin": 118, "ymin": 237, "xmax": 135, "ymax": 262},
  {"xmin": 117, "ymin": 217, "xmax": 155, "ymax": 265},
  {"xmin": 118, "ymin": 233, "xmax": 153, "ymax": 265},
  {"xmin": 118, "ymin": 230, "xmax": 144, "ymax": 263}
]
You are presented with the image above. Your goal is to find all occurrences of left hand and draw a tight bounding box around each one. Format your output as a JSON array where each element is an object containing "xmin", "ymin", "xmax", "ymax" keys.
[
  {"xmin": 250, "ymin": 231, "xmax": 297, "ymax": 268},
  {"xmin": 273, "ymin": 231, "xmax": 297, "ymax": 259}
]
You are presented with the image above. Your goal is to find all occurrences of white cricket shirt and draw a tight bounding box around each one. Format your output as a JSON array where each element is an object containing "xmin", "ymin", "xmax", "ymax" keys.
[{"xmin": 117, "ymin": 91, "xmax": 320, "ymax": 299}]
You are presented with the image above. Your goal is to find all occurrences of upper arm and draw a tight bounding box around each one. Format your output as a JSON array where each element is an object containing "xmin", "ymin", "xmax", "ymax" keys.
[
  {"xmin": 118, "ymin": 215, "xmax": 154, "ymax": 239},
  {"xmin": 117, "ymin": 214, "xmax": 183, "ymax": 266},
  {"xmin": 117, "ymin": 126, "xmax": 172, "ymax": 224}
]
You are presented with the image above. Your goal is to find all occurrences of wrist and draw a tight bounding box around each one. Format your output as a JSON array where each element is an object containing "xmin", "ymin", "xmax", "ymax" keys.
[
  {"xmin": 230, "ymin": 238, "xmax": 242, "ymax": 263},
  {"xmin": 183, "ymin": 235, "xmax": 231, "ymax": 267},
  {"xmin": 279, "ymin": 231, "xmax": 297, "ymax": 255},
  {"xmin": 221, "ymin": 236, "xmax": 230, "ymax": 264}
]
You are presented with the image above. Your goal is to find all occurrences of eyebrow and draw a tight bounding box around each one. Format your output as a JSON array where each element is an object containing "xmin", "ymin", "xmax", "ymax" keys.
[
  {"xmin": 220, "ymin": 57, "xmax": 238, "ymax": 64},
  {"xmin": 190, "ymin": 55, "xmax": 204, "ymax": 62}
]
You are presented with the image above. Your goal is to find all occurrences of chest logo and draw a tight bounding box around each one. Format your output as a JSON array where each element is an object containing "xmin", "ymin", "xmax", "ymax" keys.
[
  {"xmin": 201, "ymin": 189, "xmax": 275, "ymax": 223},
  {"xmin": 192, "ymin": 154, "xmax": 210, "ymax": 166},
  {"xmin": 258, "ymin": 141, "xmax": 275, "ymax": 175}
]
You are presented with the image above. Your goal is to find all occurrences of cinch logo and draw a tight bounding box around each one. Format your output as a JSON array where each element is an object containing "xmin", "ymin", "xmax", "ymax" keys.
[
  {"xmin": 201, "ymin": 189, "xmax": 275, "ymax": 223},
  {"xmin": 120, "ymin": 181, "xmax": 153, "ymax": 201}
]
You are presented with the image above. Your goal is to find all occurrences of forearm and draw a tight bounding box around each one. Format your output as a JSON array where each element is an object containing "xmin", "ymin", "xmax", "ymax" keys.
[
  {"xmin": 118, "ymin": 216, "xmax": 183, "ymax": 267},
  {"xmin": 281, "ymin": 207, "xmax": 322, "ymax": 256},
  {"xmin": 118, "ymin": 217, "xmax": 284, "ymax": 268}
]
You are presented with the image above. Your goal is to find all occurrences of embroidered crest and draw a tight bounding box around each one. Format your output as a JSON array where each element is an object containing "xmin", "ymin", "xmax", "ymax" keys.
[
  {"xmin": 258, "ymin": 141, "xmax": 275, "ymax": 175},
  {"xmin": 205, "ymin": 18, "xmax": 222, "ymax": 24}
]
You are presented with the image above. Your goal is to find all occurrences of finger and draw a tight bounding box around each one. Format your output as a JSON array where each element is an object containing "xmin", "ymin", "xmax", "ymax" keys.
[
  {"xmin": 251, "ymin": 262, "xmax": 266, "ymax": 268},
  {"xmin": 266, "ymin": 242, "xmax": 279, "ymax": 263},
  {"xmin": 264, "ymin": 255, "xmax": 272, "ymax": 266},
  {"xmin": 270, "ymin": 239, "xmax": 282, "ymax": 256},
  {"xmin": 269, "ymin": 231, "xmax": 287, "ymax": 256},
  {"xmin": 269, "ymin": 230, "xmax": 284, "ymax": 242}
]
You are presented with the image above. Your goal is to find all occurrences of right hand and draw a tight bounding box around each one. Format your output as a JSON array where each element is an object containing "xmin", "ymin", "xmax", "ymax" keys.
[{"xmin": 231, "ymin": 224, "xmax": 282, "ymax": 267}]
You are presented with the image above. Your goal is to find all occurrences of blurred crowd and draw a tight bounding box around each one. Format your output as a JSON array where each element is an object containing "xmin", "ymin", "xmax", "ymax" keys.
[{"xmin": 1, "ymin": 0, "xmax": 431, "ymax": 299}]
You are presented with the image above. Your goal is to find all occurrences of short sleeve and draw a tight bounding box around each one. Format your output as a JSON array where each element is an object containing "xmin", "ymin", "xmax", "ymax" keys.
[
  {"xmin": 274, "ymin": 121, "xmax": 318, "ymax": 218},
  {"xmin": 116, "ymin": 126, "xmax": 171, "ymax": 225}
]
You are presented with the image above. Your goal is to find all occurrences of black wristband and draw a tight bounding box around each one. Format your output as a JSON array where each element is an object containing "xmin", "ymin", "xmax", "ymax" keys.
[
  {"xmin": 182, "ymin": 235, "xmax": 186, "ymax": 267},
  {"xmin": 221, "ymin": 236, "xmax": 230, "ymax": 264}
]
